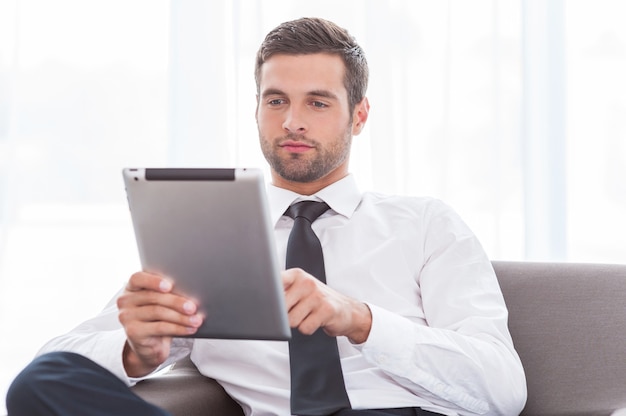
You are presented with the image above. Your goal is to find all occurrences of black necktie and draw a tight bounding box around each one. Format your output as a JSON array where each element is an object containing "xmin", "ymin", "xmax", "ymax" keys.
[{"xmin": 284, "ymin": 200, "xmax": 351, "ymax": 415}]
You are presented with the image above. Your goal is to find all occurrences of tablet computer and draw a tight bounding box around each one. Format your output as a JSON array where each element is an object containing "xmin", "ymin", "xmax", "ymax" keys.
[{"xmin": 122, "ymin": 167, "xmax": 290, "ymax": 340}]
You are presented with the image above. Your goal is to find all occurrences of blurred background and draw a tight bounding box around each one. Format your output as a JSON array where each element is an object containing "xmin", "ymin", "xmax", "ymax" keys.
[{"xmin": 1, "ymin": 0, "xmax": 625, "ymax": 411}]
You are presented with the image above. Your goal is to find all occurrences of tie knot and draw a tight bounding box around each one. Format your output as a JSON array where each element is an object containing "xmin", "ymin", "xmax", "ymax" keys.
[{"xmin": 284, "ymin": 200, "xmax": 330, "ymax": 223}]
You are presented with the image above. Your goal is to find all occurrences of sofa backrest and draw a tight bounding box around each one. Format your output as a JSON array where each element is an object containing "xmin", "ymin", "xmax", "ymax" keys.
[{"xmin": 493, "ymin": 261, "xmax": 626, "ymax": 416}]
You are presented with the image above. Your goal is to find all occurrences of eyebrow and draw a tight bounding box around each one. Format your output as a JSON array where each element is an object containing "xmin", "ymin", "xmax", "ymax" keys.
[
  {"xmin": 307, "ymin": 90, "xmax": 339, "ymax": 101},
  {"xmin": 260, "ymin": 88, "xmax": 339, "ymax": 101},
  {"xmin": 260, "ymin": 88, "xmax": 285, "ymax": 99}
]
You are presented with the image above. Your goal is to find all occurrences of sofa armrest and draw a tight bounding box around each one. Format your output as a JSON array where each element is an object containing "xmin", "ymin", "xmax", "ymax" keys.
[
  {"xmin": 494, "ymin": 261, "xmax": 626, "ymax": 415},
  {"xmin": 131, "ymin": 356, "xmax": 244, "ymax": 416}
]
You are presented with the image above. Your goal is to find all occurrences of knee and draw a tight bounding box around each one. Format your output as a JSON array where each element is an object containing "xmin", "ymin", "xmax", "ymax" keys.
[{"xmin": 6, "ymin": 351, "xmax": 86, "ymax": 413}]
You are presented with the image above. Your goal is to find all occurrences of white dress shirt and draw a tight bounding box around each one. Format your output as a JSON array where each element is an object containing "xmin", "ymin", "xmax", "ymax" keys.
[{"xmin": 38, "ymin": 174, "xmax": 527, "ymax": 416}]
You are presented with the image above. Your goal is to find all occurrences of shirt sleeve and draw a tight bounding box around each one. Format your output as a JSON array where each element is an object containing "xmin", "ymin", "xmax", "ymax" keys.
[
  {"xmin": 36, "ymin": 286, "xmax": 193, "ymax": 386},
  {"xmin": 356, "ymin": 200, "xmax": 527, "ymax": 415}
]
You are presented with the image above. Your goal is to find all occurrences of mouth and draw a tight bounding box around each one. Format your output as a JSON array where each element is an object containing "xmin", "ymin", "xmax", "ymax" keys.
[{"xmin": 278, "ymin": 140, "xmax": 315, "ymax": 154}]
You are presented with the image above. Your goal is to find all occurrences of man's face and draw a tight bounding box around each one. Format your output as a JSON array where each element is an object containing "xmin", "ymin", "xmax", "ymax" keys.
[{"xmin": 256, "ymin": 53, "xmax": 367, "ymax": 193}]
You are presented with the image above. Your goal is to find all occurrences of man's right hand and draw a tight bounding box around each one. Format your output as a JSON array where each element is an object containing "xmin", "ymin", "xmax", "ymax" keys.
[{"xmin": 116, "ymin": 271, "xmax": 204, "ymax": 377}]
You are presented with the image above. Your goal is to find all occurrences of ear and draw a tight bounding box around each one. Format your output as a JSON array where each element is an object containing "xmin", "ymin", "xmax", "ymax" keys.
[
  {"xmin": 255, "ymin": 94, "xmax": 260, "ymax": 123},
  {"xmin": 351, "ymin": 97, "xmax": 370, "ymax": 136}
]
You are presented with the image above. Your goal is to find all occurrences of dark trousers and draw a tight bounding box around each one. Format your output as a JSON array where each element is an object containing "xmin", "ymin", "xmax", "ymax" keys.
[
  {"xmin": 6, "ymin": 352, "xmax": 440, "ymax": 416},
  {"xmin": 6, "ymin": 352, "xmax": 170, "ymax": 416}
]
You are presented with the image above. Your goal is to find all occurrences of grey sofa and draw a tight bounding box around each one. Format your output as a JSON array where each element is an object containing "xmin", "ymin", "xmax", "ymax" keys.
[{"xmin": 132, "ymin": 261, "xmax": 626, "ymax": 416}]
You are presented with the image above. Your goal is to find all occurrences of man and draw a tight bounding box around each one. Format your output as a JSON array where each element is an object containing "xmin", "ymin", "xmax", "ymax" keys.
[{"xmin": 7, "ymin": 17, "xmax": 526, "ymax": 415}]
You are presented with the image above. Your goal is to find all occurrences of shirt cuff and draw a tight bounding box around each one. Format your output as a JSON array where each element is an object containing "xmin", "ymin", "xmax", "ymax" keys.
[
  {"xmin": 354, "ymin": 302, "xmax": 417, "ymax": 368},
  {"xmin": 82, "ymin": 329, "xmax": 136, "ymax": 385}
]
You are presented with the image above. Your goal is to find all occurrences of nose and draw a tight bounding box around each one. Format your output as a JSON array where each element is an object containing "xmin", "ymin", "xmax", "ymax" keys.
[{"xmin": 282, "ymin": 106, "xmax": 307, "ymax": 134}]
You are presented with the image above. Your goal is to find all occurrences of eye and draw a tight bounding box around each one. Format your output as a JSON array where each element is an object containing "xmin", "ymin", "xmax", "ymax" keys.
[
  {"xmin": 311, "ymin": 101, "xmax": 328, "ymax": 108},
  {"xmin": 268, "ymin": 98, "xmax": 286, "ymax": 106}
]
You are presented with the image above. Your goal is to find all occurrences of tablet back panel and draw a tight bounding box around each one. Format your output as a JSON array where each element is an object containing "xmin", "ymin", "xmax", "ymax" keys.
[{"xmin": 123, "ymin": 168, "xmax": 290, "ymax": 340}]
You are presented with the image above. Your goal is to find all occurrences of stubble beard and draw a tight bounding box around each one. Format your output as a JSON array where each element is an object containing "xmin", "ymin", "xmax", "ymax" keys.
[{"xmin": 260, "ymin": 128, "xmax": 352, "ymax": 184}]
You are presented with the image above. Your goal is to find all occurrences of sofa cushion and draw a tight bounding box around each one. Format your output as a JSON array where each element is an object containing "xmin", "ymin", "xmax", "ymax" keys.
[{"xmin": 132, "ymin": 357, "xmax": 244, "ymax": 416}]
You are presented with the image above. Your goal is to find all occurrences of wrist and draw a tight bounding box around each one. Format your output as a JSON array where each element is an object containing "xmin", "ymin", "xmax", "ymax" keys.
[
  {"xmin": 123, "ymin": 341, "xmax": 155, "ymax": 378},
  {"xmin": 347, "ymin": 302, "xmax": 372, "ymax": 344}
]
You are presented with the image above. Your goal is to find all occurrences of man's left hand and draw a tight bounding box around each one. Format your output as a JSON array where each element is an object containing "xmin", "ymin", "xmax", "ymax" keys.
[{"xmin": 282, "ymin": 268, "xmax": 372, "ymax": 344}]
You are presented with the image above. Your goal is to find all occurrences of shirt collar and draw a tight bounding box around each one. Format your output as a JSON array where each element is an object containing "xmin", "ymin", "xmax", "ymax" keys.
[{"xmin": 267, "ymin": 174, "xmax": 362, "ymax": 226}]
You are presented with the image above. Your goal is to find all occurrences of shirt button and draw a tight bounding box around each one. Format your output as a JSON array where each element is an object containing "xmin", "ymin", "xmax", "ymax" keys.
[{"xmin": 376, "ymin": 353, "xmax": 388, "ymax": 364}]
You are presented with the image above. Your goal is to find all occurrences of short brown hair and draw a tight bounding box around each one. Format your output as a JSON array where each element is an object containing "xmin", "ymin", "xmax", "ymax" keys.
[{"xmin": 255, "ymin": 17, "xmax": 369, "ymax": 111}]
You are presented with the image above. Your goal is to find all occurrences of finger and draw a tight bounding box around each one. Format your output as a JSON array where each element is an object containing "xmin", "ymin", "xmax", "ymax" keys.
[
  {"xmin": 131, "ymin": 304, "xmax": 203, "ymax": 329},
  {"xmin": 283, "ymin": 272, "xmax": 318, "ymax": 310},
  {"xmin": 290, "ymin": 302, "xmax": 328, "ymax": 336},
  {"xmin": 290, "ymin": 293, "xmax": 335, "ymax": 333},
  {"xmin": 119, "ymin": 304, "xmax": 204, "ymax": 339},
  {"xmin": 288, "ymin": 301, "xmax": 317, "ymax": 333},
  {"xmin": 126, "ymin": 271, "xmax": 173, "ymax": 293},
  {"xmin": 117, "ymin": 290, "xmax": 198, "ymax": 316},
  {"xmin": 281, "ymin": 268, "xmax": 299, "ymax": 290},
  {"xmin": 125, "ymin": 318, "xmax": 201, "ymax": 341}
]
